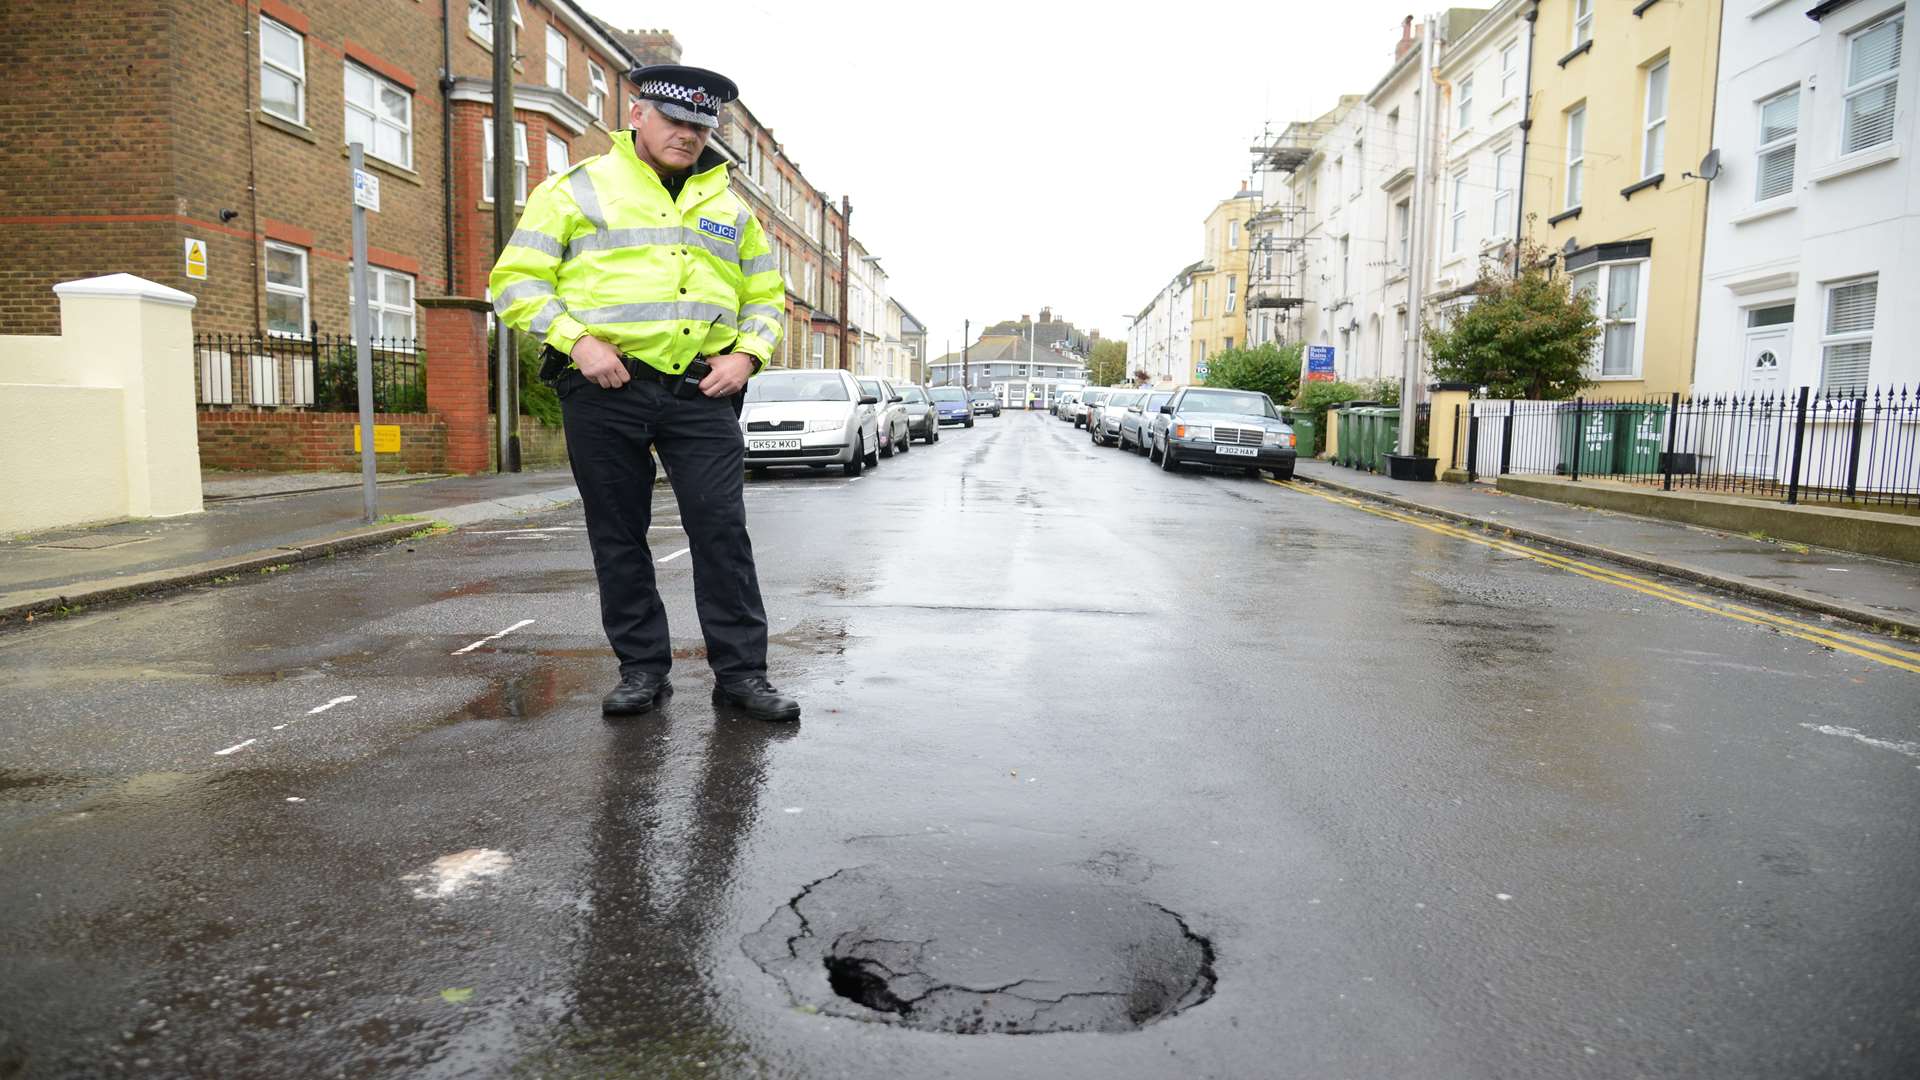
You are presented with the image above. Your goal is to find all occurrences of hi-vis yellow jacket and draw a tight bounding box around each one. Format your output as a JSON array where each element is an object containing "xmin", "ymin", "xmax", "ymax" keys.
[{"xmin": 488, "ymin": 130, "xmax": 784, "ymax": 376}]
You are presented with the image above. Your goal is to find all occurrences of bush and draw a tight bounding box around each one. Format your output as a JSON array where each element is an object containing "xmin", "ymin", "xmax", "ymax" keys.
[
  {"xmin": 1201, "ymin": 342, "xmax": 1301, "ymax": 405},
  {"xmin": 1423, "ymin": 237, "xmax": 1599, "ymax": 400},
  {"xmin": 484, "ymin": 328, "xmax": 564, "ymax": 427}
]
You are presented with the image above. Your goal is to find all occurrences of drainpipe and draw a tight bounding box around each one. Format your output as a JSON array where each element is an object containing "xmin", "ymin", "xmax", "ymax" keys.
[
  {"xmin": 439, "ymin": 0, "xmax": 456, "ymax": 295},
  {"xmin": 243, "ymin": 2, "xmax": 262, "ymax": 334},
  {"xmin": 1399, "ymin": 13, "xmax": 1437, "ymax": 456},
  {"xmin": 1685, "ymin": 5, "xmax": 1726, "ymax": 393},
  {"xmin": 1512, "ymin": 0, "xmax": 1541, "ymax": 276}
]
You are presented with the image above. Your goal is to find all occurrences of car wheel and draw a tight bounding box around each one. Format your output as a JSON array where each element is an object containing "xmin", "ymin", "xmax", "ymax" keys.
[
  {"xmin": 965, "ymin": 418, "xmax": 974, "ymax": 429},
  {"xmin": 1159, "ymin": 439, "xmax": 1178, "ymax": 472},
  {"xmin": 750, "ymin": 466, "xmax": 770, "ymax": 479},
  {"xmin": 864, "ymin": 439, "xmax": 880, "ymax": 468},
  {"xmin": 881, "ymin": 433, "xmax": 894, "ymax": 459},
  {"xmin": 1246, "ymin": 467, "xmax": 1263, "ymax": 479},
  {"xmin": 843, "ymin": 436, "xmax": 865, "ymax": 477},
  {"xmin": 1272, "ymin": 464, "xmax": 1294, "ymax": 481},
  {"xmin": 1147, "ymin": 437, "xmax": 1161, "ymax": 464},
  {"xmin": 897, "ymin": 425, "xmax": 910, "ymax": 453}
]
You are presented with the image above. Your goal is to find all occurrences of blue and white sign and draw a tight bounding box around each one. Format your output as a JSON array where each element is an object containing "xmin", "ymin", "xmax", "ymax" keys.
[
  {"xmin": 352, "ymin": 168, "xmax": 381, "ymax": 213},
  {"xmin": 1306, "ymin": 344, "xmax": 1337, "ymax": 382},
  {"xmin": 1195, "ymin": 361, "xmax": 1210, "ymax": 380}
]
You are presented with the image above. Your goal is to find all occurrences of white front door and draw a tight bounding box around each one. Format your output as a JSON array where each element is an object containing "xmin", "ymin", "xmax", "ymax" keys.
[{"xmin": 1741, "ymin": 322, "xmax": 1790, "ymax": 398}]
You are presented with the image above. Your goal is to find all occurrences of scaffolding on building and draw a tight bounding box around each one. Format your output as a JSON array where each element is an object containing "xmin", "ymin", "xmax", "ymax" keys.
[{"xmin": 1243, "ymin": 118, "xmax": 1332, "ymax": 348}]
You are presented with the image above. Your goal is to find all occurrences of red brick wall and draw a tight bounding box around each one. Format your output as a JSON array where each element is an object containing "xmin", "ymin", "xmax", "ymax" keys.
[
  {"xmin": 198, "ymin": 411, "xmax": 446, "ymax": 472},
  {"xmin": 423, "ymin": 299, "xmax": 491, "ymax": 472}
]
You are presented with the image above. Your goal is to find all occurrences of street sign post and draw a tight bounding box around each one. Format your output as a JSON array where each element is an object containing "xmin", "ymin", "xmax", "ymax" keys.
[
  {"xmin": 1196, "ymin": 361, "xmax": 1210, "ymax": 381},
  {"xmin": 1307, "ymin": 344, "xmax": 1337, "ymax": 383},
  {"xmin": 349, "ymin": 143, "xmax": 377, "ymax": 525}
]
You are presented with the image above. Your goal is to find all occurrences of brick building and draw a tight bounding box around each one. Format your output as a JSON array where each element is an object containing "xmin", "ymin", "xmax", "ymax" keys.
[{"xmin": 1, "ymin": 1, "xmax": 905, "ymax": 402}]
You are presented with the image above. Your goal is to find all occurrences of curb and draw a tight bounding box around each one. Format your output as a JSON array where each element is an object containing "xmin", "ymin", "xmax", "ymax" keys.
[
  {"xmin": 1290, "ymin": 470, "xmax": 1920, "ymax": 640},
  {"xmin": 0, "ymin": 485, "xmax": 583, "ymax": 628}
]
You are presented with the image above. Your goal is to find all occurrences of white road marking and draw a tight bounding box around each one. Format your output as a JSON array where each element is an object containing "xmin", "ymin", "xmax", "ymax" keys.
[
  {"xmin": 286, "ymin": 797, "xmax": 306, "ymax": 803},
  {"xmin": 308, "ymin": 695, "xmax": 356, "ymax": 715},
  {"xmin": 467, "ymin": 526, "xmax": 586, "ymax": 535},
  {"xmin": 214, "ymin": 739, "xmax": 256, "ymax": 757},
  {"xmin": 847, "ymin": 477, "xmax": 862, "ymax": 483},
  {"xmin": 452, "ymin": 619, "xmax": 536, "ymax": 655},
  {"xmin": 1800, "ymin": 723, "xmax": 1920, "ymax": 760},
  {"xmin": 657, "ymin": 547, "xmax": 690, "ymax": 564}
]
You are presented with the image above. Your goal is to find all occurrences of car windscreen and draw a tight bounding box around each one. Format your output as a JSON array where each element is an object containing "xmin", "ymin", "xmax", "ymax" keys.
[
  {"xmin": 1083, "ymin": 392, "xmax": 1109, "ymax": 405},
  {"xmin": 1105, "ymin": 391, "xmax": 1142, "ymax": 408},
  {"xmin": 1179, "ymin": 389, "xmax": 1276, "ymax": 418},
  {"xmin": 746, "ymin": 373, "xmax": 850, "ymax": 403},
  {"xmin": 929, "ymin": 388, "xmax": 967, "ymax": 402},
  {"xmin": 899, "ymin": 387, "xmax": 928, "ymax": 403},
  {"xmin": 857, "ymin": 380, "xmax": 883, "ymax": 398},
  {"xmin": 1145, "ymin": 393, "xmax": 1174, "ymax": 412}
]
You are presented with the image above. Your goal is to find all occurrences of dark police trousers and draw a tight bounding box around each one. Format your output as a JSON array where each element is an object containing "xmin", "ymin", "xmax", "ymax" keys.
[{"xmin": 557, "ymin": 369, "xmax": 768, "ymax": 680}]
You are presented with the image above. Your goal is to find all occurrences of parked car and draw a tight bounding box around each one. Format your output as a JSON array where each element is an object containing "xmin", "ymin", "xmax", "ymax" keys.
[
  {"xmin": 1118, "ymin": 389, "xmax": 1176, "ymax": 454},
  {"xmin": 1073, "ymin": 389, "xmax": 1111, "ymax": 429},
  {"xmin": 1053, "ymin": 391, "xmax": 1081, "ymax": 420},
  {"xmin": 857, "ymin": 377, "xmax": 913, "ymax": 458},
  {"xmin": 970, "ymin": 392, "xmax": 1002, "ymax": 417},
  {"xmin": 1147, "ymin": 386, "xmax": 1298, "ymax": 479},
  {"xmin": 928, "ymin": 386, "xmax": 975, "ymax": 427},
  {"xmin": 897, "ymin": 384, "xmax": 941, "ymax": 443},
  {"xmin": 740, "ymin": 369, "xmax": 882, "ymax": 477},
  {"xmin": 1089, "ymin": 389, "xmax": 1145, "ymax": 447}
]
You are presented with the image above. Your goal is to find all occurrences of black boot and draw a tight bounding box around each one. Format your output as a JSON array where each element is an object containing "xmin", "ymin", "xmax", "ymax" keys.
[
  {"xmin": 603, "ymin": 671, "xmax": 672, "ymax": 716},
  {"xmin": 711, "ymin": 676, "xmax": 801, "ymax": 722}
]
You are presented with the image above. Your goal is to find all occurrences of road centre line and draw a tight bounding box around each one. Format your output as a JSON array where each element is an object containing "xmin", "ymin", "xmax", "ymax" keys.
[
  {"xmin": 1270, "ymin": 480, "xmax": 1920, "ymax": 675},
  {"xmin": 452, "ymin": 619, "xmax": 536, "ymax": 655},
  {"xmin": 657, "ymin": 547, "xmax": 690, "ymax": 564},
  {"xmin": 1799, "ymin": 723, "xmax": 1920, "ymax": 761},
  {"xmin": 214, "ymin": 739, "xmax": 256, "ymax": 756}
]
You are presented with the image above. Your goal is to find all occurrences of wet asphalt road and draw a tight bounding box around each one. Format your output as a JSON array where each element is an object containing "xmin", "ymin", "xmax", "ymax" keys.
[{"xmin": 2, "ymin": 410, "xmax": 1918, "ymax": 1079}]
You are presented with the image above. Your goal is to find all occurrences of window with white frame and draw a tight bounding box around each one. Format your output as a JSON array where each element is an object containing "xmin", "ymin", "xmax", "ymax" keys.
[
  {"xmin": 803, "ymin": 261, "xmax": 816, "ymax": 306},
  {"xmin": 1573, "ymin": 0, "xmax": 1593, "ymax": 47},
  {"xmin": 482, "ymin": 118, "xmax": 528, "ymax": 203},
  {"xmin": 1339, "ymin": 236, "xmax": 1351, "ymax": 295},
  {"xmin": 1199, "ymin": 279, "xmax": 1209, "ymax": 317},
  {"xmin": 1395, "ymin": 199, "xmax": 1411, "ymax": 268},
  {"xmin": 1755, "ymin": 88, "xmax": 1799, "ymax": 200},
  {"xmin": 1334, "ymin": 156, "xmax": 1344, "ymax": 202},
  {"xmin": 1491, "ymin": 146, "xmax": 1514, "ymax": 236},
  {"xmin": 1449, "ymin": 170, "xmax": 1469, "ymax": 252},
  {"xmin": 349, "ymin": 268, "xmax": 417, "ymax": 340},
  {"xmin": 1570, "ymin": 260, "xmax": 1647, "ymax": 378},
  {"xmin": 468, "ymin": 0, "xmax": 521, "ymax": 45},
  {"xmin": 259, "ymin": 16, "xmax": 305, "ymax": 124},
  {"xmin": 587, "ymin": 61, "xmax": 608, "ymax": 122},
  {"xmin": 264, "ymin": 242, "xmax": 309, "ymax": 338},
  {"xmin": 1642, "ymin": 58, "xmax": 1669, "ymax": 177},
  {"xmin": 1821, "ymin": 277, "xmax": 1877, "ymax": 393},
  {"xmin": 1353, "ymin": 140, "xmax": 1364, "ymax": 197},
  {"xmin": 545, "ymin": 26, "xmax": 567, "ymax": 92},
  {"xmin": 1229, "ymin": 219, "xmax": 1240, "ymax": 248},
  {"xmin": 545, "ymin": 133, "xmax": 568, "ymax": 178},
  {"xmin": 1226, "ymin": 274, "xmax": 1237, "ymax": 313},
  {"xmin": 345, "ymin": 64, "xmax": 412, "ymax": 169},
  {"xmin": 1457, "ymin": 76, "xmax": 1474, "ymax": 129},
  {"xmin": 1565, "ymin": 104, "xmax": 1586, "ymax": 208},
  {"xmin": 1500, "ymin": 40, "xmax": 1520, "ymax": 98},
  {"xmin": 1842, "ymin": 13, "xmax": 1902, "ymax": 155}
]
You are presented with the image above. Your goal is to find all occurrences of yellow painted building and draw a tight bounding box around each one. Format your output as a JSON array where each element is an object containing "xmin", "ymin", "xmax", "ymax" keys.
[
  {"xmin": 1521, "ymin": 0, "xmax": 1721, "ymax": 397},
  {"xmin": 1188, "ymin": 189, "xmax": 1259, "ymax": 382}
]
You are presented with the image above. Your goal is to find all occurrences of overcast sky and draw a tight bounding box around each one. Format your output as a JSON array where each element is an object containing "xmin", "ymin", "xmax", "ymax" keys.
[{"xmin": 589, "ymin": 0, "xmax": 1433, "ymax": 354}]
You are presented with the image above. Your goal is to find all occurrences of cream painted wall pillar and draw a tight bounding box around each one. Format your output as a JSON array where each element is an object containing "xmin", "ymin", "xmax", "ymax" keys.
[
  {"xmin": 1427, "ymin": 382, "xmax": 1473, "ymax": 481},
  {"xmin": 51, "ymin": 274, "xmax": 204, "ymax": 519}
]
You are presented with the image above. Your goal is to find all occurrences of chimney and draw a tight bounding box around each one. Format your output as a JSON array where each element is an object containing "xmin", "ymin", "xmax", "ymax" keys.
[
  {"xmin": 1396, "ymin": 15, "xmax": 1415, "ymax": 61},
  {"xmin": 1021, "ymin": 314, "xmax": 1031, "ymax": 325},
  {"xmin": 1039, "ymin": 306, "xmax": 1052, "ymax": 323},
  {"xmin": 614, "ymin": 27, "xmax": 684, "ymax": 67},
  {"xmin": 1240, "ymin": 180, "xmax": 1248, "ymax": 192}
]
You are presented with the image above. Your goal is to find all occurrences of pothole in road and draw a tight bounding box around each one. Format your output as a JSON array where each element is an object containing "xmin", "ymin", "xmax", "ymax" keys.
[{"xmin": 744, "ymin": 866, "xmax": 1215, "ymax": 1034}]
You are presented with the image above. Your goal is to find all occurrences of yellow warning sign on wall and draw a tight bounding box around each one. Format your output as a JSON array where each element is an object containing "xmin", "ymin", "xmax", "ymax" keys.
[
  {"xmin": 353, "ymin": 424, "xmax": 402, "ymax": 453},
  {"xmin": 183, "ymin": 237, "xmax": 207, "ymax": 280}
]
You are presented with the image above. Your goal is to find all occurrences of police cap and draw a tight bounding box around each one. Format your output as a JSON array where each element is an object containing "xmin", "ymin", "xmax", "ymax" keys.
[{"xmin": 630, "ymin": 64, "xmax": 738, "ymax": 130}]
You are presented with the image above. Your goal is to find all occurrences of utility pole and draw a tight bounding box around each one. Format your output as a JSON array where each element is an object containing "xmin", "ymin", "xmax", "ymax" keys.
[
  {"xmin": 1399, "ymin": 13, "xmax": 1436, "ymax": 457},
  {"xmin": 491, "ymin": 1, "xmax": 520, "ymax": 472},
  {"xmin": 839, "ymin": 195, "xmax": 853, "ymax": 369},
  {"xmin": 962, "ymin": 319, "xmax": 969, "ymax": 391}
]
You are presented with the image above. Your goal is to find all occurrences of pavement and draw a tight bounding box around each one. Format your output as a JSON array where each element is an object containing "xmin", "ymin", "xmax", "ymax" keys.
[
  {"xmin": 0, "ymin": 470, "xmax": 585, "ymax": 624},
  {"xmin": 3, "ymin": 410, "xmax": 1918, "ymax": 1078},
  {"xmin": 1293, "ymin": 458, "xmax": 1920, "ymax": 638}
]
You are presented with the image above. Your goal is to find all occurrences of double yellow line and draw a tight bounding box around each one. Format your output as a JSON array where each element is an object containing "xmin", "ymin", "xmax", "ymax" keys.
[{"xmin": 1269, "ymin": 479, "xmax": 1920, "ymax": 675}]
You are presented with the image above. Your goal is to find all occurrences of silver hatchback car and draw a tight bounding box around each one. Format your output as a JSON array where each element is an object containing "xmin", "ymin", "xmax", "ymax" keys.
[{"xmin": 740, "ymin": 369, "xmax": 882, "ymax": 477}]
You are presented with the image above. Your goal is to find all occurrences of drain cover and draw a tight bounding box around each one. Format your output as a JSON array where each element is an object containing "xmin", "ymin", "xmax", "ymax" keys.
[
  {"xmin": 744, "ymin": 865, "xmax": 1215, "ymax": 1034},
  {"xmin": 33, "ymin": 535, "xmax": 154, "ymax": 550}
]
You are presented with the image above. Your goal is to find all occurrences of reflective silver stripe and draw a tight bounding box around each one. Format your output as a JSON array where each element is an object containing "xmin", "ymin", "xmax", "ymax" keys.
[
  {"xmin": 528, "ymin": 298, "xmax": 568, "ymax": 334},
  {"xmin": 740, "ymin": 303, "xmax": 783, "ymax": 323},
  {"xmin": 682, "ymin": 229, "xmax": 737, "ymax": 262},
  {"xmin": 493, "ymin": 278, "xmax": 556, "ymax": 312},
  {"xmin": 738, "ymin": 330, "xmax": 778, "ymax": 354},
  {"xmin": 566, "ymin": 226, "xmax": 684, "ymax": 259},
  {"xmin": 734, "ymin": 209, "xmax": 750, "ymax": 237},
  {"xmin": 569, "ymin": 169, "xmax": 607, "ymax": 232},
  {"xmin": 572, "ymin": 301, "xmax": 738, "ymax": 325},
  {"xmin": 741, "ymin": 253, "xmax": 777, "ymax": 276},
  {"xmin": 506, "ymin": 229, "xmax": 563, "ymax": 259}
]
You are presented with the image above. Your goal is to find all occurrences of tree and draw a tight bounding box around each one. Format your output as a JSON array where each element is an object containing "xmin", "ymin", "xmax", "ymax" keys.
[
  {"xmin": 1422, "ymin": 238, "xmax": 1600, "ymax": 400},
  {"xmin": 1200, "ymin": 342, "xmax": 1301, "ymax": 405},
  {"xmin": 1089, "ymin": 339, "xmax": 1128, "ymax": 385}
]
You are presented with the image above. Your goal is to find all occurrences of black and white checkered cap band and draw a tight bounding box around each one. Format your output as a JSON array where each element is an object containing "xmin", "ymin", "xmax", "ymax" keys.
[{"xmin": 638, "ymin": 79, "xmax": 719, "ymax": 113}]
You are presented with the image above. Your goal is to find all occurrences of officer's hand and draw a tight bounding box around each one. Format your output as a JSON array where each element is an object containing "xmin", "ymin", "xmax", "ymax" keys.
[
  {"xmin": 572, "ymin": 335, "xmax": 630, "ymax": 389},
  {"xmin": 700, "ymin": 353, "xmax": 754, "ymax": 398}
]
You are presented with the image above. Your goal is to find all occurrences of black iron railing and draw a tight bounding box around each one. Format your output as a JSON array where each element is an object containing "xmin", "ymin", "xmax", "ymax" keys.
[
  {"xmin": 1454, "ymin": 386, "xmax": 1919, "ymax": 508},
  {"xmin": 193, "ymin": 332, "xmax": 426, "ymax": 413}
]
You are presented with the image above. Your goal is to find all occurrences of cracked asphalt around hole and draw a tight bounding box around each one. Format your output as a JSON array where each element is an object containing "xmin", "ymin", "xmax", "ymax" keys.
[{"xmin": 2, "ymin": 412, "xmax": 1918, "ymax": 1078}]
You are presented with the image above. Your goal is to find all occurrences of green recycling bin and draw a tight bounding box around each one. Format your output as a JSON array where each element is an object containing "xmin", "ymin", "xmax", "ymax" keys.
[
  {"xmin": 1287, "ymin": 410, "xmax": 1317, "ymax": 459},
  {"xmin": 1370, "ymin": 407, "xmax": 1403, "ymax": 473},
  {"xmin": 1612, "ymin": 402, "xmax": 1669, "ymax": 477},
  {"xmin": 1335, "ymin": 406, "xmax": 1358, "ymax": 467},
  {"xmin": 1557, "ymin": 406, "xmax": 1617, "ymax": 476}
]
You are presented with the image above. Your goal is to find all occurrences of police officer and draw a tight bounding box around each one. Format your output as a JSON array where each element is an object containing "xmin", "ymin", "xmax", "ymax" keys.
[{"xmin": 490, "ymin": 64, "xmax": 800, "ymax": 723}]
